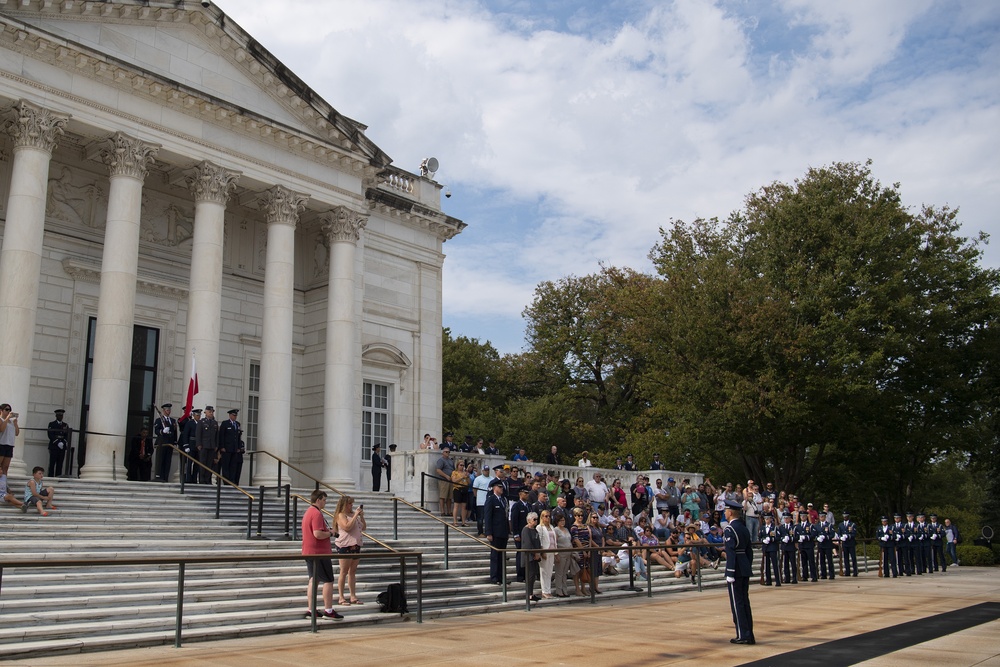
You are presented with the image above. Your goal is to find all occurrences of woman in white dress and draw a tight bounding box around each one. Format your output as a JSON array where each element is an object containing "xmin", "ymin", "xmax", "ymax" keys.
[{"xmin": 536, "ymin": 509, "xmax": 557, "ymax": 599}]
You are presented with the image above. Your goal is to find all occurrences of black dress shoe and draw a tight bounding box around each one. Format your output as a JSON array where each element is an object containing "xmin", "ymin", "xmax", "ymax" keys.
[
  {"xmin": 529, "ymin": 595, "xmax": 541, "ymax": 601},
  {"xmin": 730, "ymin": 638, "xmax": 754, "ymax": 645}
]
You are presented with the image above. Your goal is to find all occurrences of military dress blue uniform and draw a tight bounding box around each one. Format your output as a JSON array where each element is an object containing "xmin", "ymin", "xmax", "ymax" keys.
[
  {"xmin": 837, "ymin": 512, "xmax": 858, "ymax": 576},
  {"xmin": 758, "ymin": 515, "xmax": 781, "ymax": 586},
  {"xmin": 876, "ymin": 517, "xmax": 898, "ymax": 578},
  {"xmin": 795, "ymin": 512, "xmax": 817, "ymax": 582},
  {"xmin": 927, "ymin": 514, "xmax": 947, "ymax": 572},
  {"xmin": 723, "ymin": 499, "xmax": 755, "ymax": 644},
  {"xmin": 901, "ymin": 514, "xmax": 916, "ymax": 575},
  {"xmin": 153, "ymin": 404, "xmax": 179, "ymax": 482},
  {"xmin": 815, "ymin": 517, "xmax": 836, "ymax": 579},
  {"xmin": 777, "ymin": 514, "xmax": 798, "ymax": 583},
  {"xmin": 915, "ymin": 514, "xmax": 931, "ymax": 574},
  {"xmin": 483, "ymin": 483, "xmax": 511, "ymax": 584}
]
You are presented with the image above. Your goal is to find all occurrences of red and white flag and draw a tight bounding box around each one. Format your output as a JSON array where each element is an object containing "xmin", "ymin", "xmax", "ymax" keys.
[{"xmin": 181, "ymin": 351, "xmax": 199, "ymax": 422}]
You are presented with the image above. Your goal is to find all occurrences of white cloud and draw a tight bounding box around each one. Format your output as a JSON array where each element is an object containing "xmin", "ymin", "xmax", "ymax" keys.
[{"xmin": 218, "ymin": 0, "xmax": 1000, "ymax": 352}]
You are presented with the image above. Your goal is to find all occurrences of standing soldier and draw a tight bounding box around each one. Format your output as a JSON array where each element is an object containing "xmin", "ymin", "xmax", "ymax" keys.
[
  {"xmin": 777, "ymin": 511, "xmax": 798, "ymax": 584},
  {"xmin": 46, "ymin": 409, "xmax": 71, "ymax": 478},
  {"xmin": 153, "ymin": 403, "xmax": 179, "ymax": 482},
  {"xmin": 902, "ymin": 511, "xmax": 917, "ymax": 576},
  {"xmin": 195, "ymin": 406, "xmax": 219, "ymax": 484},
  {"xmin": 796, "ymin": 510, "xmax": 817, "ymax": 582},
  {"xmin": 837, "ymin": 511, "xmax": 858, "ymax": 577},
  {"xmin": 927, "ymin": 513, "xmax": 947, "ymax": 572},
  {"xmin": 915, "ymin": 512, "xmax": 931, "ymax": 575},
  {"xmin": 179, "ymin": 408, "xmax": 201, "ymax": 483},
  {"xmin": 876, "ymin": 515, "xmax": 898, "ymax": 578},
  {"xmin": 218, "ymin": 409, "xmax": 243, "ymax": 484},
  {"xmin": 723, "ymin": 499, "xmax": 755, "ymax": 645},
  {"xmin": 891, "ymin": 512, "xmax": 907, "ymax": 575},
  {"xmin": 815, "ymin": 513, "xmax": 836, "ymax": 580},
  {"xmin": 759, "ymin": 512, "xmax": 781, "ymax": 586}
]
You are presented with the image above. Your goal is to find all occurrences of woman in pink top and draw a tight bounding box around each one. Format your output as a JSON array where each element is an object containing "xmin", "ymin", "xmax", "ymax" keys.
[{"xmin": 334, "ymin": 495, "xmax": 366, "ymax": 606}]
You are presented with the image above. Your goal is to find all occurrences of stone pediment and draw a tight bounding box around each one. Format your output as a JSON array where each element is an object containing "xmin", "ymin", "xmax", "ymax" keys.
[{"xmin": 0, "ymin": 1, "xmax": 389, "ymax": 170}]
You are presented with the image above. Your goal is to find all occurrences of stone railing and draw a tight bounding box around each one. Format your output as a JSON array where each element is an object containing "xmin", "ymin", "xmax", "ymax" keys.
[
  {"xmin": 397, "ymin": 449, "xmax": 703, "ymax": 506},
  {"xmin": 377, "ymin": 167, "xmax": 414, "ymax": 194}
]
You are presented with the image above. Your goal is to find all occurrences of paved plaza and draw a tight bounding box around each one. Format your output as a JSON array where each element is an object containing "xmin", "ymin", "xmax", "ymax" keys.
[{"xmin": 13, "ymin": 565, "xmax": 999, "ymax": 666}]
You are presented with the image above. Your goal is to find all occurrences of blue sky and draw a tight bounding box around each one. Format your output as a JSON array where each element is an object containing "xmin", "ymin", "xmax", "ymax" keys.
[{"xmin": 219, "ymin": 0, "xmax": 1000, "ymax": 355}]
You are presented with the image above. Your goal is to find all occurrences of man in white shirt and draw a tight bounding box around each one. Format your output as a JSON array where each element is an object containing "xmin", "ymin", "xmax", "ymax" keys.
[
  {"xmin": 577, "ymin": 450, "xmax": 593, "ymax": 468},
  {"xmin": 584, "ymin": 472, "xmax": 609, "ymax": 514},
  {"xmin": 473, "ymin": 464, "xmax": 492, "ymax": 536}
]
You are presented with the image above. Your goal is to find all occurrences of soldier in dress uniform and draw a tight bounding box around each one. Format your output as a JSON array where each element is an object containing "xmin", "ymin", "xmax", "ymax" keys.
[
  {"xmin": 815, "ymin": 512, "xmax": 836, "ymax": 580},
  {"xmin": 153, "ymin": 403, "xmax": 179, "ymax": 482},
  {"xmin": 915, "ymin": 512, "xmax": 931, "ymax": 575},
  {"xmin": 902, "ymin": 511, "xmax": 917, "ymax": 575},
  {"xmin": 218, "ymin": 409, "xmax": 244, "ymax": 483},
  {"xmin": 723, "ymin": 499, "xmax": 755, "ymax": 645},
  {"xmin": 891, "ymin": 512, "xmax": 907, "ymax": 575},
  {"xmin": 179, "ymin": 408, "xmax": 201, "ymax": 483},
  {"xmin": 837, "ymin": 511, "xmax": 858, "ymax": 577},
  {"xmin": 483, "ymin": 479, "xmax": 511, "ymax": 584},
  {"xmin": 759, "ymin": 512, "xmax": 780, "ymax": 586},
  {"xmin": 927, "ymin": 513, "xmax": 946, "ymax": 572},
  {"xmin": 795, "ymin": 510, "xmax": 817, "ymax": 582},
  {"xmin": 777, "ymin": 511, "xmax": 798, "ymax": 584},
  {"xmin": 195, "ymin": 406, "xmax": 220, "ymax": 484},
  {"xmin": 876, "ymin": 515, "xmax": 898, "ymax": 578},
  {"xmin": 510, "ymin": 488, "xmax": 531, "ymax": 582}
]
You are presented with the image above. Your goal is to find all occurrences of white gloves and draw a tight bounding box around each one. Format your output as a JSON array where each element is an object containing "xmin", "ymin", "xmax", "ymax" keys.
[
  {"xmin": 881, "ymin": 535, "xmax": 889, "ymax": 542},
  {"xmin": 817, "ymin": 535, "xmax": 825, "ymax": 542},
  {"xmin": 762, "ymin": 537, "xmax": 770, "ymax": 544},
  {"xmin": 798, "ymin": 535, "xmax": 806, "ymax": 542},
  {"xmin": 908, "ymin": 535, "xmax": 914, "ymax": 542},
  {"xmin": 726, "ymin": 576, "xmax": 735, "ymax": 584},
  {"xmin": 782, "ymin": 536, "xmax": 790, "ymax": 543}
]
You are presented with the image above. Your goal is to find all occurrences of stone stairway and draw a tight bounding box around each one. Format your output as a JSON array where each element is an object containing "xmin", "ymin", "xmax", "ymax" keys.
[{"xmin": 2, "ymin": 478, "xmax": 856, "ymax": 658}]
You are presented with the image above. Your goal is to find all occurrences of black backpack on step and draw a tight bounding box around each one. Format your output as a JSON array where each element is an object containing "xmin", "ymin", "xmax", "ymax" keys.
[{"xmin": 376, "ymin": 583, "xmax": 408, "ymax": 614}]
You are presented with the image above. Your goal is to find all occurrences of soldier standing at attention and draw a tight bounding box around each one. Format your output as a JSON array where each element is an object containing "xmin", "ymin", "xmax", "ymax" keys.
[
  {"xmin": 153, "ymin": 403, "xmax": 178, "ymax": 482},
  {"xmin": 877, "ymin": 515, "xmax": 898, "ymax": 578},
  {"xmin": 195, "ymin": 406, "xmax": 219, "ymax": 484},
  {"xmin": 218, "ymin": 409, "xmax": 244, "ymax": 483},
  {"xmin": 759, "ymin": 512, "xmax": 781, "ymax": 586},
  {"xmin": 179, "ymin": 408, "xmax": 201, "ymax": 483},
  {"xmin": 796, "ymin": 510, "xmax": 817, "ymax": 582},
  {"xmin": 777, "ymin": 511, "xmax": 798, "ymax": 584},
  {"xmin": 724, "ymin": 498, "xmax": 755, "ymax": 645},
  {"xmin": 838, "ymin": 511, "xmax": 858, "ymax": 577}
]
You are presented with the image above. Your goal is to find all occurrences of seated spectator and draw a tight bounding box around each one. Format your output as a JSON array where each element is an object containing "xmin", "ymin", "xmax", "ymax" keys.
[
  {"xmin": 1, "ymin": 472, "xmax": 26, "ymax": 510},
  {"xmin": 639, "ymin": 528, "xmax": 674, "ymax": 569},
  {"xmin": 653, "ymin": 508, "xmax": 673, "ymax": 540},
  {"xmin": 675, "ymin": 509, "xmax": 693, "ymax": 528},
  {"xmin": 23, "ymin": 466, "xmax": 57, "ymax": 515},
  {"xmin": 622, "ymin": 537, "xmax": 648, "ymax": 578}
]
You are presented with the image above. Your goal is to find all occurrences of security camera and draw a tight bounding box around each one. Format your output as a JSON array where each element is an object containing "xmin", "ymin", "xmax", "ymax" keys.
[
  {"xmin": 444, "ymin": 189, "xmax": 452, "ymax": 198},
  {"xmin": 201, "ymin": 0, "xmax": 211, "ymax": 7}
]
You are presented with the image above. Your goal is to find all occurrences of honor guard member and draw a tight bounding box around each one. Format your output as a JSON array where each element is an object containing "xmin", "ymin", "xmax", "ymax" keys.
[
  {"xmin": 483, "ymin": 479, "xmax": 511, "ymax": 584},
  {"xmin": 385, "ymin": 443, "xmax": 397, "ymax": 493},
  {"xmin": 370, "ymin": 443, "xmax": 387, "ymax": 492},
  {"xmin": 510, "ymin": 488, "xmax": 531, "ymax": 582},
  {"xmin": 902, "ymin": 511, "xmax": 917, "ymax": 575},
  {"xmin": 927, "ymin": 513, "xmax": 946, "ymax": 572},
  {"xmin": 777, "ymin": 511, "xmax": 798, "ymax": 584},
  {"xmin": 723, "ymin": 498, "xmax": 755, "ymax": 645},
  {"xmin": 915, "ymin": 512, "xmax": 931, "ymax": 574},
  {"xmin": 218, "ymin": 409, "xmax": 244, "ymax": 484},
  {"xmin": 179, "ymin": 408, "xmax": 201, "ymax": 483},
  {"xmin": 759, "ymin": 512, "xmax": 781, "ymax": 586},
  {"xmin": 485, "ymin": 438, "xmax": 501, "ymax": 456},
  {"xmin": 815, "ymin": 512, "xmax": 836, "ymax": 580},
  {"xmin": 153, "ymin": 404, "xmax": 179, "ymax": 482},
  {"xmin": 876, "ymin": 515, "xmax": 898, "ymax": 578},
  {"xmin": 649, "ymin": 453, "xmax": 665, "ymax": 470},
  {"xmin": 837, "ymin": 511, "xmax": 859, "ymax": 577},
  {"xmin": 795, "ymin": 510, "xmax": 817, "ymax": 582},
  {"xmin": 46, "ymin": 409, "xmax": 71, "ymax": 478},
  {"xmin": 891, "ymin": 512, "xmax": 906, "ymax": 575},
  {"xmin": 623, "ymin": 454, "xmax": 637, "ymax": 471},
  {"xmin": 195, "ymin": 406, "xmax": 220, "ymax": 484}
]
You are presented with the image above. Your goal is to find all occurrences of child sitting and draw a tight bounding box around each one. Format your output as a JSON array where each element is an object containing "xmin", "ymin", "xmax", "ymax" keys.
[{"xmin": 23, "ymin": 466, "xmax": 57, "ymax": 515}]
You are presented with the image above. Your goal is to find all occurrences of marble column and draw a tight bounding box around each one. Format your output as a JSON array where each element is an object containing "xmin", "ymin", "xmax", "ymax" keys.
[
  {"xmin": 80, "ymin": 132, "xmax": 158, "ymax": 481},
  {"xmin": 0, "ymin": 101, "xmax": 68, "ymax": 477},
  {"xmin": 255, "ymin": 185, "xmax": 307, "ymax": 485},
  {"xmin": 184, "ymin": 161, "xmax": 240, "ymax": 411},
  {"xmin": 320, "ymin": 207, "xmax": 367, "ymax": 487}
]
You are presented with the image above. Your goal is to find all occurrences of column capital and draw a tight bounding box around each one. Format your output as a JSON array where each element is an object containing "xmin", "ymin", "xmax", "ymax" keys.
[
  {"xmin": 101, "ymin": 132, "xmax": 159, "ymax": 180},
  {"xmin": 3, "ymin": 100, "xmax": 68, "ymax": 153},
  {"xmin": 260, "ymin": 185, "xmax": 308, "ymax": 227},
  {"xmin": 321, "ymin": 206, "xmax": 369, "ymax": 244},
  {"xmin": 190, "ymin": 160, "xmax": 240, "ymax": 204}
]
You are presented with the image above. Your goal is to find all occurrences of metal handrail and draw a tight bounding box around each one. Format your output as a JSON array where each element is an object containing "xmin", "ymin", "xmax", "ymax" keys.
[
  {"xmin": 290, "ymin": 492, "xmax": 398, "ymax": 553},
  {"xmin": 0, "ymin": 550, "xmax": 425, "ymax": 647},
  {"xmin": 247, "ymin": 449, "xmax": 347, "ymax": 499},
  {"xmin": 166, "ymin": 444, "xmax": 253, "ymax": 500}
]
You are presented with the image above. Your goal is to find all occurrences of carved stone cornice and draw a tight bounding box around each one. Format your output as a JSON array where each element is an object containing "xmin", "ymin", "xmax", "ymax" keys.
[
  {"xmin": 61, "ymin": 257, "xmax": 188, "ymax": 298},
  {"xmin": 3, "ymin": 99, "xmax": 68, "ymax": 153},
  {"xmin": 101, "ymin": 132, "xmax": 159, "ymax": 180},
  {"xmin": 321, "ymin": 206, "xmax": 368, "ymax": 245},
  {"xmin": 260, "ymin": 185, "xmax": 308, "ymax": 227},
  {"xmin": 190, "ymin": 161, "xmax": 240, "ymax": 204}
]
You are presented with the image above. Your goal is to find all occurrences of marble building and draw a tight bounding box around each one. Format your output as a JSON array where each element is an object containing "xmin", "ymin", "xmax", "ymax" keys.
[{"xmin": 0, "ymin": 1, "xmax": 463, "ymax": 488}]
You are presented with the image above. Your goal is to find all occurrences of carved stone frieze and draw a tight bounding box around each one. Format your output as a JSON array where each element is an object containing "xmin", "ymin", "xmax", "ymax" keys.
[
  {"xmin": 46, "ymin": 165, "xmax": 106, "ymax": 229},
  {"xmin": 101, "ymin": 132, "xmax": 158, "ymax": 180},
  {"xmin": 190, "ymin": 160, "xmax": 240, "ymax": 204},
  {"xmin": 4, "ymin": 99, "xmax": 68, "ymax": 153}
]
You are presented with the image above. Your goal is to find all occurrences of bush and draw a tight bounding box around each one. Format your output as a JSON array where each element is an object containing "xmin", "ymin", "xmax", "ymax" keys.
[
  {"xmin": 992, "ymin": 543, "xmax": 1000, "ymax": 562},
  {"xmin": 956, "ymin": 545, "xmax": 994, "ymax": 567}
]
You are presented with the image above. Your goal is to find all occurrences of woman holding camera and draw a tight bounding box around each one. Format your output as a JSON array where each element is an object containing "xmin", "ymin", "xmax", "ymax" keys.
[{"xmin": 334, "ymin": 495, "xmax": 366, "ymax": 606}]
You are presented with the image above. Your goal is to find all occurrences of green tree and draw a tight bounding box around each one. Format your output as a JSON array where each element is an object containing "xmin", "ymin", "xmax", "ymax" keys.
[
  {"xmin": 642, "ymin": 161, "xmax": 1000, "ymax": 513},
  {"xmin": 441, "ymin": 328, "xmax": 506, "ymax": 437}
]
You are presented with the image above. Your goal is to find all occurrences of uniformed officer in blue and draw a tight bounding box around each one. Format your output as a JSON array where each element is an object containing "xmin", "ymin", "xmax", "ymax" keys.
[
  {"xmin": 483, "ymin": 478, "xmax": 511, "ymax": 585},
  {"xmin": 815, "ymin": 512, "xmax": 836, "ymax": 580},
  {"xmin": 837, "ymin": 511, "xmax": 858, "ymax": 577},
  {"xmin": 796, "ymin": 509, "xmax": 817, "ymax": 582},
  {"xmin": 876, "ymin": 515, "xmax": 898, "ymax": 578},
  {"xmin": 723, "ymin": 498, "xmax": 755, "ymax": 645},
  {"xmin": 759, "ymin": 512, "xmax": 780, "ymax": 586},
  {"xmin": 777, "ymin": 511, "xmax": 798, "ymax": 584}
]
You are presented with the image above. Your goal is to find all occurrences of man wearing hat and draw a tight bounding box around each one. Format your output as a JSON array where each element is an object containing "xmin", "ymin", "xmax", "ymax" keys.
[
  {"xmin": 613, "ymin": 457, "xmax": 624, "ymax": 471},
  {"xmin": 483, "ymin": 478, "xmax": 511, "ymax": 584},
  {"xmin": 510, "ymin": 487, "xmax": 531, "ymax": 582},
  {"xmin": 837, "ymin": 511, "xmax": 858, "ymax": 577},
  {"xmin": 926, "ymin": 513, "xmax": 946, "ymax": 572},
  {"xmin": 759, "ymin": 512, "xmax": 780, "ymax": 586},
  {"xmin": 153, "ymin": 403, "xmax": 178, "ymax": 482},
  {"xmin": 385, "ymin": 443, "xmax": 397, "ymax": 493},
  {"xmin": 901, "ymin": 511, "xmax": 917, "ymax": 575},
  {"xmin": 179, "ymin": 408, "xmax": 202, "ymax": 483},
  {"xmin": 891, "ymin": 512, "xmax": 907, "ymax": 575},
  {"xmin": 46, "ymin": 409, "xmax": 71, "ymax": 478},
  {"xmin": 370, "ymin": 443, "xmax": 387, "ymax": 492},
  {"xmin": 649, "ymin": 453, "xmax": 664, "ymax": 470},
  {"xmin": 777, "ymin": 511, "xmax": 798, "ymax": 584},
  {"xmin": 876, "ymin": 515, "xmax": 898, "ymax": 578},
  {"xmin": 915, "ymin": 512, "xmax": 931, "ymax": 575},
  {"xmin": 795, "ymin": 510, "xmax": 817, "ymax": 582},
  {"xmin": 218, "ymin": 409, "xmax": 244, "ymax": 484},
  {"xmin": 723, "ymin": 498, "xmax": 755, "ymax": 644},
  {"xmin": 815, "ymin": 510, "xmax": 836, "ymax": 580},
  {"xmin": 484, "ymin": 438, "xmax": 500, "ymax": 456},
  {"xmin": 195, "ymin": 406, "xmax": 219, "ymax": 484},
  {"xmin": 623, "ymin": 454, "xmax": 636, "ymax": 471}
]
